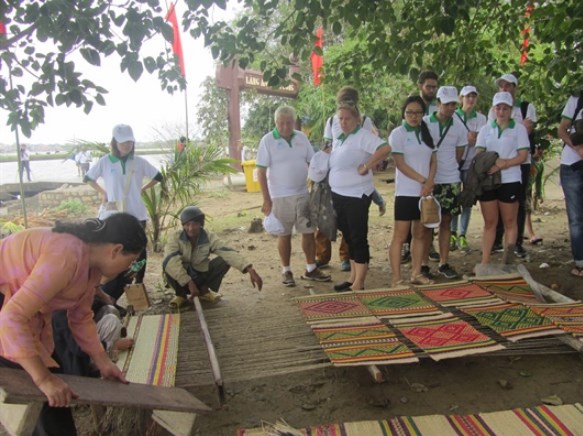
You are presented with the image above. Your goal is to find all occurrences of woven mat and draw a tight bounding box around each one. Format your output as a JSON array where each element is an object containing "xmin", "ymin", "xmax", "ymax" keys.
[
  {"xmin": 296, "ymin": 293, "xmax": 372, "ymax": 323},
  {"xmin": 530, "ymin": 302, "xmax": 583, "ymax": 339},
  {"xmin": 462, "ymin": 302, "xmax": 564, "ymax": 342},
  {"xmin": 355, "ymin": 288, "xmax": 443, "ymax": 318},
  {"xmin": 311, "ymin": 318, "xmax": 418, "ymax": 366},
  {"xmin": 472, "ymin": 276, "xmax": 541, "ymax": 304},
  {"xmin": 418, "ymin": 281, "xmax": 504, "ymax": 307},
  {"xmin": 395, "ymin": 313, "xmax": 504, "ymax": 361},
  {"xmin": 116, "ymin": 313, "xmax": 180, "ymax": 387},
  {"xmin": 238, "ymin": 403, "xmax": 583, "ymax": 435}
]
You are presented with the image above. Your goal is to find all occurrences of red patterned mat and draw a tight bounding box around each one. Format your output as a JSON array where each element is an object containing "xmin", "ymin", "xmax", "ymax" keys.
[
  {"xmin": 530, "ymin": 302, "xmax": 583, "ymax": 339},
  {"xmin": 418, "ymin": 282, "xmax": 504, "ymax": 307},
  {"xmin": 396, "ymin": 314, "xmax": 504, "ymax": 361},
  {"xmin": 472, "ymin": 276, "xmax": 541, "ymax": 304},
  {"xmin": 296, "ymin": 293, "xmax": 372, "ymax": 323}
]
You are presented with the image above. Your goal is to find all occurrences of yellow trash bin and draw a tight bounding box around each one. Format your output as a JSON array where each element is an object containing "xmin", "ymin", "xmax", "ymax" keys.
[{"xmin": 241, "ymin": 160, "xmax": 261, "ymax": 193}]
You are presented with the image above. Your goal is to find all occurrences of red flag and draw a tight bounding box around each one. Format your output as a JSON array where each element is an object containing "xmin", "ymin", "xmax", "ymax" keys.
[
  {"xmin": 0, "ymin": 20, "xmax": 6, "ymax": 35},
  {"xmin": 310, "ymin": 27, "xmax": 323, "ymax": 85},
  {"xmin": 520, "ymin": 3, "xmax": 533, "ymax": 65},
  {"xmin": 165, "ymin": 3, "xmax": 185, "ymax": 77}
]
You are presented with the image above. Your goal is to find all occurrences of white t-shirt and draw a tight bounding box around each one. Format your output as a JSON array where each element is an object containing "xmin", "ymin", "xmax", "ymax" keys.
[
  {"xmin": 328, "ymin": 127, "xmax": 387, "ymax": 198},
  {"xmin": 488, "ymin": 100, "xmax": 537, "ymax": 164},
  {"xmin": 455, "ymin": 109, "xmax": 487, "ymax": 171},
  {"xmin": 560, "ymin": 95, "xmax": 583, "ymax": 166},
  {"xmin": 423, "ymin": 113, "xmax": 467, "ymax": 184},
  {"xmin": 255, "ymin": 129, "xmax": 314, "ymax": 198},
  {"xmin": 476, "ymin": 120, "xmax": 530, "ymax": 183},
  {"xmin": 86, "ymin": 154, "xmax": 160, "ymax": 221},
  {"xmin": 324, "ymin": 115, "xmax": 376, "ymax": 149},
  {"xmin": 389, "ymin": 123, "xmax": 436, "ymax": 197}
]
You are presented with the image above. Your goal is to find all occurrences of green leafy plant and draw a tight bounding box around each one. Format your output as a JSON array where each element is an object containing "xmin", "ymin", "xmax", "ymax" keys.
[
  {"xmin": 55, "ymin": 199, "xmax": 88, "ymax": 216},
  {"xmin": 141, "ymin": 143, "xmax": 236, "ymax": 251},
  {"xmin": 1, "ymin": 221, "xmax": 25, "ymax": 236}
]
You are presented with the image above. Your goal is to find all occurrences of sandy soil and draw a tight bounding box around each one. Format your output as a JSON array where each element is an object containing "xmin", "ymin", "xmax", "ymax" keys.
[{"xmin": 4, "ymin": 161, "xmax": 583, "ymax": 435}]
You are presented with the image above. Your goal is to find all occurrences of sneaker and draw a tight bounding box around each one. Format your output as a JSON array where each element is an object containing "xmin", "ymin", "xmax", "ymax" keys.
[
  {"xmin": 514, "ymin": 245, "xmax": 528, "ymax": 259},
  {"xmin": 450, "ymin": 235, "xmax": 458, "ymax": 251},
  {"xmin": 340, "ymin": 260, "xmax": 351, "ymax": 271},
  {"xmin": 282, "ymin": 271, "xmax": 296, "ymax": 287},
  {"xmin": 420, "ymin": 265, "xmax": 434, "ymax": 280},
  {"xmin": 429, "ymin": 245, "xmax": 440, "ymax": 262},
  {"xmin": 315, "ymin": 259, "xmax": 330, "ymax": 269},
  {"xmin": 400, "ymin": 243, "xmax": 411, "ymax": 264},
  {"xmin": 302, "ymin": 268, "xmax": 332, "ymax": 282},
  {"xmin": 491, "ymin": 243, "xmax": 504, "ymax": 254},
  {"xmin": 199, "ymin": 290, "xmax": 222, "ymax": 303},
  {"xmin": 458, "ymin": 235, "xmax": 469, "ymax": 251},
  {"xmin": 438, "ymin": 263, "xmax": 458, "ymax": 279}
]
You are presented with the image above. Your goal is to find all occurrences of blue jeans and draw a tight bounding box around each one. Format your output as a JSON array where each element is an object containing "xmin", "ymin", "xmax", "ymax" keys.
[{"xmin": 560, "ymin": 164, "xmax": 583, "ymax": 267}]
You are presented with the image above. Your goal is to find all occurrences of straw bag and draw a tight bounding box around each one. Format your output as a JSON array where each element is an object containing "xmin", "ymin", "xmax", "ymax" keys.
[{"xmin": 419, "ymin": 196, "xmax": 441, "ymax": 228}]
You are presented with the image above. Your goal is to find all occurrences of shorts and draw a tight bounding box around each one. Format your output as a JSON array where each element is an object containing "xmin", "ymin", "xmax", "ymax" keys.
[
  {"xmin": 272, "ymin": 193, "xmax": 313, "ymax": 235},
  {"xmin": 433, "ymin": 183, "xmax": 461, "ymax": 215},
  {"xmin": 479, "ymin": 182, "xmax": 522, "ymax": 203},
  {"xmin": 394, "ymin": 196, "xmax": 421, "ymax": 221}
]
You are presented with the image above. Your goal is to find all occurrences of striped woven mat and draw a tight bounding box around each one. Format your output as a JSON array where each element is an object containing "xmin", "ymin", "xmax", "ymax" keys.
[
  {"xmin": 238, "ymin": 402, "xmax": 583, "ymax": 435},
  {"xmin": 116, "ymin": 313, "xmax": 181, "ymax": 387},
  {"xmin": 418, "ymin": 281, "xmax": 505, "ymax": 307}
]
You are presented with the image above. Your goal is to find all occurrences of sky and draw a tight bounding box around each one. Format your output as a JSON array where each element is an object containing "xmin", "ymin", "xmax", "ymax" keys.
[{"xmin": 0, "ymin": 2, "xmax": 239, "ymax": 147}]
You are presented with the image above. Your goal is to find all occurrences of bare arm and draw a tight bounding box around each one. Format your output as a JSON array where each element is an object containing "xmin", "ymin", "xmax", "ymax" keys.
[
  {"xmin": 358, "ymin": 144, "xmax": 391, "ymax": 175},
  {"xmin": 257, "ymin": 167, "xmax": 272, "ymax": 215},
  {"xmin": 141, "ymin": 179, "xmax": 159, "ymax": 193},
  {"xmin": 87, "ymin": 180, "xmax": 107, "ymax": 203},
  {"xmin": 558, "ymin": 118, "xmax": 574, "ymax": 147}
]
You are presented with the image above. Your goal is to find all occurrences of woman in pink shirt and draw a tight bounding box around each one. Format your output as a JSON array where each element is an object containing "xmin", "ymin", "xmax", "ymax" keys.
[{"xmin": 0, "ymin": 213, "xmax": 146, "ymax": 433}]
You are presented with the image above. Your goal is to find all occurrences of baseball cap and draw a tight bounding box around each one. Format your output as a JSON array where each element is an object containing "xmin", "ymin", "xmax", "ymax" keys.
[
  {"xmin": 460, "ymin": 85, "xmax": 478, "ymax": 97},
  {"xmin": 495, "ymin": 74, "xmax": 518, "ymax": 87},
  {"xmin": 492, "ymin": 91, "xmax": 514, "ymax": 107},
  {"xmin": 436, "ymin": 86, "xmax": 459, "ymax": 104},
  {"xmin": 112, "ymin": 124, "xmax": 135, "ymax": 143}
]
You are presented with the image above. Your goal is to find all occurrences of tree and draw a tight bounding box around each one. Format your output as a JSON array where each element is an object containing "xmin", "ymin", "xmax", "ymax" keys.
[{"xmin": 0, "ymin": 0, "xmax": 182, "ymax": 137}]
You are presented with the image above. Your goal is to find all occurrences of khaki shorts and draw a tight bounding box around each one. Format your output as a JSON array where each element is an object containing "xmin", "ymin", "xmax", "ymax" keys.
[{"xmin": 273, "ymin": 193, "xmax": 313, "ymax": 235}]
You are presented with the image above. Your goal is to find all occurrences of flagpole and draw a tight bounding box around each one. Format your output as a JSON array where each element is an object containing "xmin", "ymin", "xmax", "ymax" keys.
[{"xmin": 184, "ymin": 82, "xmax": 189, "ymax": 140}]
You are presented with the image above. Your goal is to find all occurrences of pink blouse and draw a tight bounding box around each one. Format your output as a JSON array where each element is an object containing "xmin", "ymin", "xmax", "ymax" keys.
[{"xmin": 0, "ymin": 228, "xmax": 104, "ymax": 367}]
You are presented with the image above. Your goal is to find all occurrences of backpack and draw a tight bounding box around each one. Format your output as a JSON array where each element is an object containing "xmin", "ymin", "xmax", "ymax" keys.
[{"xmin": 572, "ymin": 90, "xmax": 583, "ymax": 131}]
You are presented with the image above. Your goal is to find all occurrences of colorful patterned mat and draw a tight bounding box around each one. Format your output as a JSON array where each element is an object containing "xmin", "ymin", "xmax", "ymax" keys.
[
  {"xmin": 311, "ymin": 318, "xmax": 418, "ymax": 366},
  {"xmin": 355, "ymin": 288, "xmax": 443, "ymax": 318},
  {"xmin": 116, "ymin": 313, "xmax": 180, "ymax": 386},
  {"xmin": 238, "ymin": 403, "xmax": 583, "ymax": 435},
  {"xmin": 472, "ymin": 276, "xmax": 542, "ymax": 304},
  {"xmin": 418, "ymin": 281, "xmax": 504, "ymax": 307},
  {"xmin": 296, "ymin": 293, "xmax": 372, "ymax": 322},
  {"xmin": 395, "ymin": 314, "xmax": 504, "ymax": 361},
  {"xmin": 530, "ymin": 302, "xmax": 583, "ymax": 339},
  {"xmin": 462, "ymin": 302, "xmax": 563, "ymax": 342}
]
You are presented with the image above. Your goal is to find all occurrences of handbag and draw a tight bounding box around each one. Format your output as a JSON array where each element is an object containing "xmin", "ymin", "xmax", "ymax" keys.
[
  {"xmin": 419, "ymin": 196, "xmax": 441, "ymax": 228},
  {"xmin": 309, "ymin": 176, "xmax": 337, "ymax": 241}
]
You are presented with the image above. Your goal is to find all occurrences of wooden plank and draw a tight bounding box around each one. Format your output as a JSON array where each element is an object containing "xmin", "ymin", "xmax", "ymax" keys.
[
  {"xmin": 0, "ymin": 403, "xmax": 42, "ymax": 436},
  {"xmin": 152, "ymin": 410, "xmax": 197, "ymax": 436},
  {"xmin": 0, "ymin": 368, "xmax": 211, "ymax": 414}
]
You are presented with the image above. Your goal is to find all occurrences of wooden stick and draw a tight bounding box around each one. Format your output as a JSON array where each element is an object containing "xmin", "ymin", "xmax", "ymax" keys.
[
  {"xmin": 193, "ymin": 296, "xmax": 225, "ymax": 403},
  {"xmin": 518, "ymin": 265, "xmax": 583, "ymax": 353},
  {"xmin": 367, "ymin": 365, "xmax": 385, "ymax": 383}
]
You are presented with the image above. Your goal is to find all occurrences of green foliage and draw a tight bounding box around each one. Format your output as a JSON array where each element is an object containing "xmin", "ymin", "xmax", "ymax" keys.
[
  {"xmin": 1, "ymin": 0, "xmax": 183, "ymax": 137},
  {"xmin": 55, "ymin": 199, "xmax": 88, "ymax": 216},
  {"xmin": 0, "ymin": 221, "xmax": 25, "ymax": 236},
  {"xmin": 196, "ymin": 77, "xmax": 229, "ymax": 149},
  {"xmin": 141, "ymin": 143, "xmax": 236, "ymax": 251}
]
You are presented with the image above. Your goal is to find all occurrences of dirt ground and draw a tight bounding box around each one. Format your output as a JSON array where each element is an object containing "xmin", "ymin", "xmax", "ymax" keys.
[{"xmin": 4, "ymin": 160, "xmax": 583, "ymax": 435}]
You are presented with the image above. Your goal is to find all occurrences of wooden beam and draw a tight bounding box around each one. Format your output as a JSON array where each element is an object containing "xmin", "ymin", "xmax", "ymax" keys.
[
  {"xmin": 193, "ymin": 297, "xmax": 225, "ymax": 403},
  {"xmin": 0, "ymin": 368, "xmax": 211, "ymax": 414}
]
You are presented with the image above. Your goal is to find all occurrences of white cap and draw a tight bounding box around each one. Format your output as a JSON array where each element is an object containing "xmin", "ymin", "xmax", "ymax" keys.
[
  {"xmin": 495, "ymin": 74, "xmax": 518, "ymax": 87},
  {"xmin": 492, "ymin": 91, "xmax": 514, "ymax": 107},
  {"xmin": 460, "ymin": 85, "xmax": 478, "ymax": 97},
  {"xmin": 112, "ymin": 124, "xmax": 135, "ymax": 143},
  {"xmin": 437, "ymin": 86, "xmax": 459, "ymax": 104}
]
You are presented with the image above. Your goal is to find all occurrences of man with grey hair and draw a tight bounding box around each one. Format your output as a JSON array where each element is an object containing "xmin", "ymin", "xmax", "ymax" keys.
[{"xmin": 256, "ymin": 105, "xmax": 331, "ymax": 287}]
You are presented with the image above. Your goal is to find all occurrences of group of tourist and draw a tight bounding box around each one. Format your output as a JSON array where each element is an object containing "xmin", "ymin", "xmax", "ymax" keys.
[{"xmin": 257, "ymin": 72, "xmax": 583, "ymax": 291}]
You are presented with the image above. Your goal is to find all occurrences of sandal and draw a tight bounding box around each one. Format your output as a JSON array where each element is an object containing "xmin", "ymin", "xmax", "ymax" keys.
[
  {"xmin": 169, "ymin": 295, "xmax": 189, "ymax": 310},
  {"xmin": 410, "ymin": 274, "xmax": 435, "ymax": 286},
  {"xmin": 570, "ymin": 266, "xmax": 583, "ymax": 278},
  {"xmin": 529, "ymin": 236, "xmax": 543, "ymax": 245}
]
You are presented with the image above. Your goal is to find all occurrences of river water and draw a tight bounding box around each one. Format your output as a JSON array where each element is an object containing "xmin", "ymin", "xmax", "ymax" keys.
[{"xmin": 0, "ymin": 154, "xmax": 169, "ymax": 185}]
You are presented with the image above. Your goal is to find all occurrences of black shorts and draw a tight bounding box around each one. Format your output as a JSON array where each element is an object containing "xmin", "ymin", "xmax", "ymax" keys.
[
  {"xmin": 394, "ymin": 196, "xmax": 421, "ymax": 221},
  {"xmin": 479, "ymin": 182, "xmax": 522, "ymax": 203}
]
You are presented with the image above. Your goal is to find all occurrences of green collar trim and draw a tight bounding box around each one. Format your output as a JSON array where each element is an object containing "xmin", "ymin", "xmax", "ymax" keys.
[
  {"xmin": 402, "ymin": 121, "xmax": 421, "ymax": 143},
  {"xmin": 455, "ymin": 107, "xmax": 477, "ymax": 120},
  {"xmin": 108, "ymin": 153, "xmax": 134, "ymax": 174},
  {"xmin": 337, "ymin": 126, "xmax": 362, "ymax": 144},
  {"xmin": 491, "ymin": 119, "xmax": 516, "ymax": 138},
  {"xmin": 272, "ymin": 128, "xmax": 295, "ymax": 146}
]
